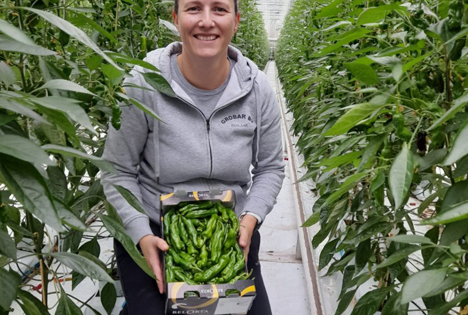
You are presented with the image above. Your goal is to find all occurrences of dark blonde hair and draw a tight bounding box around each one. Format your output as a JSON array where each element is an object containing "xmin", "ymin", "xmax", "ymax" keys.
[{"xmin": 174, "ymin": 0, "xmax": 239, "ymax": 15}]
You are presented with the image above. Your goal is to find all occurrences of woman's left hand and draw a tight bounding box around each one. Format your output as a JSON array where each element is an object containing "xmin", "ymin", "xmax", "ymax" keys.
[{"xmin": 238, "ymin": 214, "xmax": 257, "ymax": 262}]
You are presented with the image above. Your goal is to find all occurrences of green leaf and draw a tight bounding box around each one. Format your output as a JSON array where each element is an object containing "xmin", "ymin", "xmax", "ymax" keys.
[
  {"xmin": 51, "ymin": 252, "xmax": 114, "ymax": 283},
  {"xmin": 401, "ymin": 269, "xmax": 447, "ymax": 304},
  {"xmin": 102, "ymin": 64, "xmax": 125, "ymax": 86},
  {"xmin": 79, "ymin": 237, "xmax": 101, "ymax": 258},
  {"xmin": 319, "ymin": 238, "xmax": 339, "ymax": 270},
  {"xmin": 0, "ymin": 155, "xmax": 63, "ymax": 232},
  {"xmin": 0, "ymin": 229, "xmax": 16, "ymax": 259},
  {"xmin": 345, "ymin": 62, "xmax": 380, "ymax": 85},
  {"xmin": 101, "ymin": 282, "xmax": 117, "ymax": 314},
  {"xmin": 335, "ymin": 289, "xmax": 356, "ymax": 315},
  {"xmin": 42, "ymin": 144, "xmax": 116, "ymax": 173},
  {"xmin": 344, "ymin": 221, "xmax": 391, "ymax": 246},
  {"xmin": 55, "ymin": 286, "xmax": 83, "ymax": 315},
  {"xmin": 424, "ymin": 274, "xmax": 468, "ymax": 297},
  {"xmin": 100, "ymin": 215, "xmax": 154, "ymax": 279},
  {"xmin": 141, "ymin": 72, "xmax": 176, "ymax": 97},
  {"xmin": 113, "ymin": 184, "xmax": 146, "ymax": 214},
  {"xmin": 0, "ymin": 135, "xmax": 54, "ymax": 166},
  {"xmin": 422, "ymin": 200, "xmax": 468, "ymax": 225},
  {"xmin": 54, "ymin": 200, "xmax": 86, "ymax": 230},
  {"xmin": 30, "ymin": 96, "xmax": 96, "ymax": 135},
  {"xmin": 377, "ymin": 245, "xmax": 420, "ymax": 268},
  {"xmin": 443, "ymin": 121, "xmax": 468, "ymax": 165},
  {"xmin": 357, "ymin": 3, "xmax": 406, "ymax": 26},
  {"xmin": 358, "ymin": 134, "xmax": 385, "ymax": 171},
  {"xmin": 0, "ymin": 62, "xmax": 15, "ymax": 87},
  {"xmin": 454, "ymin": 155, "xmax": 468, "ymax": 178},
  {"xmin": 0, "ymin": 268, "xmax": 21, "ymax": 310},
  {"xmin": 381, "ymin": 292, "xmax": 408, "ymax": 315},
  {"xmin": 0, "ymin": 98, "xmax": 49, "ymax": 125},
  {"xmin": 355, "ymin": 238, "xmax": 372, "ymax": 273},
  {"xmin": 428, "ymin": 93, "xmax": 468, "ymax": 131},
  {"xmin": 389, "ymin": 234, "xmax": 434, "ymax": 245},
  {"xmin": 108, "ymin": 52, "xmax": 160, "ymax": 72},
  {"xmin": 323, "ymin": 103, "xmax": 385, "ymax": 136},
  {"xmin": 418, "ymin": 148, "xmax": 447, "ymax": 171},
  {"xmin": 428, "ymin": 289, "xmax": 468, "ymax": 315},
  {"xmin": 316, "ymin": 0, "xmax": 345, "ymax": 18},
  {"xmin": 46, "ymin": 166, "xmax": 68, "ymax": 200},
  {"xmin": 350, "ymin": 286, "xmax": 392, "ymax": 315},
  {"xmin": 22, "ymin": 7, "xmax": 121, "ymax": 70},
  {"xmin": 418, "ymin": 188, "xmax": 448, "ymax": 215},
  {"xmin": 36, "ymin": 80, "xmax": 96, "ymax": 96},
  {"xmin": 323, "ymin": 172, "xmax": 368, "ymax": 207},
  {"xmin": 17, "ymin": 290, "xmax": 50, "ymax": 315},
  {"xmin": 389, "ymin": 143, "xmax": 414, "ymax": 210},
  {"xmin": 302, "ymin": 211, "xmax": 320, "ymax": 227},
  {"xmin": 68, "ymin": 12, "xmax": 117, "ymax": 44},
  {"xmin": 0, "ymin": 39, "xmax": 56, "ymax": 56},
  {"xmin": 129, "ymin": 98, "xmax": 162, "ymax": 122},
  {"xmin": 0, "ymin": 19, "xmax": 34, "ymax": 44}
]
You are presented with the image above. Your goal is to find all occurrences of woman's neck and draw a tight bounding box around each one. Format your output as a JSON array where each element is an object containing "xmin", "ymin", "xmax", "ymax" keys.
[{"xmin": 177, "ymin": 53, "xmax": 230, "ymax": 90}]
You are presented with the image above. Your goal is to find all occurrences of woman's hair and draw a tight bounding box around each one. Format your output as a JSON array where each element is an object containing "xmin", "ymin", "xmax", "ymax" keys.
[{"xmin": 174, "ymin": 0, "xmax": 239, "ymax": 15}]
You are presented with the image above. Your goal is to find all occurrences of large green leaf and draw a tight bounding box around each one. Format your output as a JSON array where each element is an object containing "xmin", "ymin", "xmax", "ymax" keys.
[
  {"xmin": 301, "ymin": 211, "xmax": 320, "ymax": 227},
  {"xmin": 377, "ymin": 245, "xmax": 421, "ymax": 268},
  {"xmin": 316, "ymin": 0, "xmax": 345, "ymax": 18},
  {"xmin": 343, "ymin": 221, "xmax": 391, "ymax": 246},
  {"xmin": 100, "ymin": 215, "xmax": 154, "ymax": 279},
  {"xmin": 389, "ymin": 143, "xmax": 414, "ymax": 210},
  {"xmin": 0, "ymin": 19, "xmax": 34, "ymax": 44},
  {"xmin": 381, "ymin": 292, "xmax": 408, "ymax": 315},
  {"xmin": 345, "ymin": 62, "xmax": 380, "ymax": 85},
  {"xmin": 22, "ymin": 7, "xmax": 121, "ymax": 70},
  {"xmin": 55, "ymin": 286, "xmax": 83, "ymax": 315},
  {"xmin": 357, "ymin": 134, "xmax": 385, "ymax": 171},
  {"xmin": 0, "ymin": 62, "xmax": 15, "ymax": 87},
  {"xmin": 113, "ymin": 185, "xmax": 146, "ymax": 214},
  {"xmin": 355, "ymin": 238, "xmax": 372, "ymax": 273},
  {"xmin": 422, "ymin": 200, "xmax": 468, "ymax": 225},
  {"xmin": 0, "ymin": 155, "xmax": 63, "ymax": 232},
  {"xmin": 424, "ymin": 274, "xmax": 467, "ymax": 297},
  {"xmin": 428, "ymin": 93, "xmax": 468, "ymax": 131},
  {"xmin": 0, "ymin": 229, "xmax": 16, "ymax": 259},
  {"xmin": 428, "ymin": 289, "xmax": 468, "ymax": 315},
  {"xmin": 389, "ymin": 234, "xmax": 434, "ymax": 245},
  {"xmin": 35, "ymin": 80, "xmax": 96, "ymax": 96},
  {"xmin": 17, "ymin": 290, "xmax": 50, "ymax": 315},
  {"xmin": 68, "ymin": 12, "xmax": 117, "ymax": 44},
  {"xmin": 129, "ymin": 98, "xmax": 162, "ymax": 122},
  {"xmin": 0, "ymin": 135, "xmax": 53, "ymax": 166},
  {"xmin": 319, "ymin": 238, "xmax": 339, "ymax": 270},
  {"xmin": 54, "ymin": 200, "xmax": 86, "ymax": 231},
  {"xmin": 0, "ymin": 39, "xmax": 56, "ymax": 56},
  {"xmin": 357, "ymin": 3, "xmax": 406, "ymax": 26},
  {"xmin": 323, "ymin": 172, "xmax": 368, "ymax": 207},
  {"xmin": 141, "ymin": 72, "xmax": 176, "ymax": 97},
  {"xmin": 30, "ymin": 97, "xmax": 97, "ymax": 136},
  {"xmin": 401, "ymin": 269, "xmax": 447, "ymax": 304},
  {"xmin": 0, "ymin": 98, "xmax": 49, "ymax": 125},
  {"xmin": 51, "ymin": 252, "xmax": 114, "ymax": 283},
  {"xmin": 0, "ymin": 268, "xmax": 21, "ymax": 310},
  {"xmin": 442, "ymin": 121, "xmax": 468, "ymax": 165},
  {"xmin": 323, "ymin": 103, "xmax": 385, "ymax": 136},
  {"xmin": 335, "ymin": 289, "xmax": 356, "ymax": 315},
  {"xmin": 100, "ymin": 282, "xmax": 117, "ymax": 315},
  {"xmin": 42, "ymin": 144, "xmax": 116, "ymax": 173},
  {"xmin": 350, "ymin": 286, "xmax": 392, "ymax": 315},
  {"xmin": 318, "ymin": 151, "xmax": 362, "ymax": 171}
]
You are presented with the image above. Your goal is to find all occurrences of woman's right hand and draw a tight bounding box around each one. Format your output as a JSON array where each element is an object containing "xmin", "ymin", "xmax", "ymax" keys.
[{"xmin": 139, "ymin": 235, "xmax": 169, "ymax": 294}]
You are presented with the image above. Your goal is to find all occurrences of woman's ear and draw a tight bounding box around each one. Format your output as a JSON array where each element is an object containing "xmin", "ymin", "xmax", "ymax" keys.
[
  {"xmin": 234, "ymin": 12, "xmax": 240, "ymax": 32},
  {"xmin": 172, "ymin": 10, "xmax": 179, "ymax": 29}
]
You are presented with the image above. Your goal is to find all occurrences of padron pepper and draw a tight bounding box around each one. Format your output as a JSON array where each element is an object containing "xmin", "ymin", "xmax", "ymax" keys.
[
  {"xmin": 177, "ymin": 216, "xmax": 189, "ymax": 244},
  {"xmin": 163, "ymin": 209, "xmax": 173, "ymax": 237},
  {"xmin": 170, "ymin": 215, "xmax": 185, "ymax": 252},
  {"xmin": 179, "ymin": 201, "xmax": 214, "ymax": 215},
  {"xmin": 216, "ymin": 203, "xmax": 230, "ymax": 222},
  {"xmin": 194, "ymin": 251, "xmax": 231, "ymax": 283},
  {"xmin": 173, "ymin": 268, "xmax": 196, "ymax": 285},
  {"xmin": 185, "ymin": 209, "xmax": 217, "ymax": 219},
  {"xmin": 182, "ymin": 217, "xmax": 200, "ymax": 248},
  {"xmin": 169, "ymin": 250, "xmax": 201, "ymax": 272},
  {"xmin": 210, "ymin": 221, "xmax": 225, "ymax": 262},
  {"xmin": 197, "ymin": 244, "xmax": 209, "ymax": 269},
  {"xmin": 201, "ymin": 214, "xmax": 218, "ymax": 238}
]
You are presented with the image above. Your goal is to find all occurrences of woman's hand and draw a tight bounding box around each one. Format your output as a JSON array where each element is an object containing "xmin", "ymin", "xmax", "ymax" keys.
[
  {"xmin": 139, "ymin": 235, "xmax": 169, "ymax": 294},
  {"xmin": 238, "ymin": 214, "xmax": 257, "ymax": 262}
]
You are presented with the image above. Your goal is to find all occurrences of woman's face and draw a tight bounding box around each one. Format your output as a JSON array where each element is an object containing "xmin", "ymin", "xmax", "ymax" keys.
[{"xmin": 173, "ymin": 0, "xmax": 240, "ymax": 61}]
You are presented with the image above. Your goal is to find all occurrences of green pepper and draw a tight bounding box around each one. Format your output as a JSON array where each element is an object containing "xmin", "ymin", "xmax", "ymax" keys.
[
  {"xmin": 448, "ymin": 0, "xmax": 464, "ymax": 31},
  {"xmin": 177, "ymin": 216, "xmax": 189, "ymax": 244},
  {"xmin": 216, "ymin": 203, "xmax": 230, "ymax": 222},
  {"xmin": 163, "ymin": 209, "xmax": 173, "ymax": 237},
  {"xmin": 111, "ymin": 104, "xmax": 121, "ymax": 130},
  {"xmin": 187, "ymin": 239, "xmax": 199, "ymax": 255},
  {"xmin": 179, "ymin": 250, "xmax": 196, "ymax": 263},
  {"xmin": 450, "ymin": 37, "xmax": 466, "ymax": 61},
  {"xmin": 182, "ymin": 217, "xmax": 200, "ymax": 248},
  {"xmin": 185, "ymin": 209, "xmax": 218, "ymax": 219},
  {"xmin": 218, "ymin": 251, "xmax": 238, "ymax": 282},
  {"xmin": 210, "ymin": 221, "xmax": 224, "ymax": 262},
  {"xmin": 197, "ymin": 244, "xmax": 209, "ymax": 268},
  {"xmin": 224, "ymin": 227, "xmax": 237, "ymax": 253},
  {"xmin": 179, "ymin": 201, "xmax": 214, "ymax": 215},
  {"xmin": 173, "ymin": 268, "xmax": 196, "ymax": 285},
  {"xmin": 170, "ymin": 215, "xmax": 185, "ymax": 252},
  {"xmin": 229, "ymin": 269, "xmax": 253, "ymax": 284},
  {"xmin": 169, "ymin": 251, "xmax": 201, "ymax": 272},
  {"xmin": 166, "ymin": 268, "xmax": 175, "ymax": 283},
  {"xmin": 224, "ymin": 206, "xmax": 239, "ymax": 232},
  {"xmin": 193, "ymin": 251, "xmax": 231, "ymax": 283},
  {"xmin": 201, "ymin": 214, "xmax": 218, "ymax": 238}
]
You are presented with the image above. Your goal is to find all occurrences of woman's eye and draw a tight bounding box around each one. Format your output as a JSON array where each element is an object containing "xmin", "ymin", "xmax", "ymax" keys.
[
  {"xmin": 187, "ymin": 7, "xmax": 199, "ymax": 11},
  {"xmin": 214, "ymin": 7, "xmax": 227, "ymax": 12}
]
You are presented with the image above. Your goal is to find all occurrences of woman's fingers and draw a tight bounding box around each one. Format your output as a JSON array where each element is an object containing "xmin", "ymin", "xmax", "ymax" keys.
[{"xmin": 139, "ymin": 235, "xmax": 169, "ymax": 294}]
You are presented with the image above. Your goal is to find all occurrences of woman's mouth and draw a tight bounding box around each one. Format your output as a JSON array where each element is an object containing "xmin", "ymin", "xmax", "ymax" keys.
[{"xmin": 195, "ymin": 35, "xmax": 218, "ymax": 41}]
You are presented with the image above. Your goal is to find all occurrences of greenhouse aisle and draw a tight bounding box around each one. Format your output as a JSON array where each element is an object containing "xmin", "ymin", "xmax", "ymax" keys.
[{"xmin": 259, "ymin": 61, "xmax": 312, "ymax": 315}]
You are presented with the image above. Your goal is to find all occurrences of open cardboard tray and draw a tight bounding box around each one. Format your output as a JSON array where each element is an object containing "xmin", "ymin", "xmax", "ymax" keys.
[{"xmin": 160, "ymin": 190, "xmax": 256, "ymax": 315}]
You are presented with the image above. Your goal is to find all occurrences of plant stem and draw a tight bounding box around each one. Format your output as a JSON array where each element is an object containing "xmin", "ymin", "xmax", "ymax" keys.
[{"xmin": 445, "ymin": 54, "xmax": 452, "ymax": 106}]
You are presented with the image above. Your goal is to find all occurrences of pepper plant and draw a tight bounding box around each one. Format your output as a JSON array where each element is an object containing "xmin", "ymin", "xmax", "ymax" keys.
[{"xmin": 277, "ymin": 0, "xmax": 468, "ymax": 314}]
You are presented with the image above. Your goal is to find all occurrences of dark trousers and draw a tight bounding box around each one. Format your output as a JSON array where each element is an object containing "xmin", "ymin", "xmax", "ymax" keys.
[{"xmin": 114, "ymin": 221, "xmax": 272, "ymax": 315}]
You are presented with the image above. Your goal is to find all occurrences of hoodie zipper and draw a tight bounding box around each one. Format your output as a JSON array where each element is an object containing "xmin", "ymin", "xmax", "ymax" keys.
[{"xmin": 175, "ymin": 90, "xmax": 250, "ymax": 178}]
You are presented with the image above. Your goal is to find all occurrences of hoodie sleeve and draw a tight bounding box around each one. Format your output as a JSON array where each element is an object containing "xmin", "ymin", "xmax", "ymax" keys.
[
  {"xmin": 101, "ymin": 70, "xmax": 153, "ymax": 245},
  {"xmin": 244, "ymin": 73, "xmax": 285, "ymax": 222}
]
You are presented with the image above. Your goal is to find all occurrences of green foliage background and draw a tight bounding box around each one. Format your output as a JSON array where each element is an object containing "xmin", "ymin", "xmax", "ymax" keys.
[{"xmin": 277, "ymin": 0, "xmax": 468, "ymax": 314}]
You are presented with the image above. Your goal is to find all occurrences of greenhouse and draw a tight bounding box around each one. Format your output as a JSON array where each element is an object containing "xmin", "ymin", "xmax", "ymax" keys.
[{"xmin": 1, "ymin": 0, "xmax": 468, "ymax": 314}]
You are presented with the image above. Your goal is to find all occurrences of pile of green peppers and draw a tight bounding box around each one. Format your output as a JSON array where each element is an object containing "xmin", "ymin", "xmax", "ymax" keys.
[{"xmin": 163, "ymin": 201, "xmax": 251, "ymax": 285}]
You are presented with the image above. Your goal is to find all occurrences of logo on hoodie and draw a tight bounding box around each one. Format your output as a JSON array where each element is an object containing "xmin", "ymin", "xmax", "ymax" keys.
[{"xmin": 220, "ymin": 114, "xmax": 254, "ymax": 127}]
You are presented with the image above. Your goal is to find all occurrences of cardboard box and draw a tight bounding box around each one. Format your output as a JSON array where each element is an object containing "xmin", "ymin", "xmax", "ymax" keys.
[{"xmin": 160, "ymin": 190, "xmax": 256, "ymax": 315}]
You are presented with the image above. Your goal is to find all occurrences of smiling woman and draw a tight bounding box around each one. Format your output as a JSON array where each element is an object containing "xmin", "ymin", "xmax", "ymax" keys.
[{"xmin": 100, "ymin": 0, "xmax": 285, "ymax": 314}]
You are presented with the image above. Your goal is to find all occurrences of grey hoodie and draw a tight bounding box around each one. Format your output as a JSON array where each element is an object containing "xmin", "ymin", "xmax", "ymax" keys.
[{"xmin": 102, "ymin": 42, "xmax": 284, "ymax": 244}]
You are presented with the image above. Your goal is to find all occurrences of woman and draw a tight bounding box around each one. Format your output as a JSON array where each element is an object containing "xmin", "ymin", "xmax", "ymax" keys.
[{"xmin": 102, "ymin": 0, "xmax": 284, "ymax": 313}]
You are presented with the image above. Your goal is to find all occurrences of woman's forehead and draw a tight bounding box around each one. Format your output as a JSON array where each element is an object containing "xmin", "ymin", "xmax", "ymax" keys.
[{"xmin": 180, "ymin": 0, "xmax": 235, "ymax": 7}]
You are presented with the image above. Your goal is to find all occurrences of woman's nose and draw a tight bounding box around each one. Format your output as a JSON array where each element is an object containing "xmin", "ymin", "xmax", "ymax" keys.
[{"xmin": 198, "ymin": 11, "xmax": 214, "ymax": 28}]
